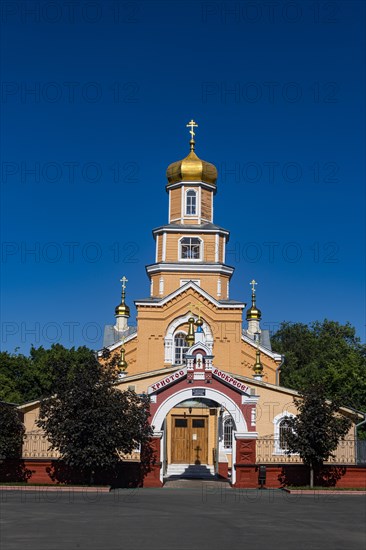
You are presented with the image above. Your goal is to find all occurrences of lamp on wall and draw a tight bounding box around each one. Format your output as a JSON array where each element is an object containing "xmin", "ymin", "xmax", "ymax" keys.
[{"xmin": 189, "ymin": 407, "xmax": 192, "ymax": 414}]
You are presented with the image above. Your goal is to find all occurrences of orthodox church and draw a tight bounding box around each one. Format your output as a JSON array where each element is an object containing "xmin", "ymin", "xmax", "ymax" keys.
[{"xmin": 20, "ymin": 121, "xmax": 360, "ymax": 487}]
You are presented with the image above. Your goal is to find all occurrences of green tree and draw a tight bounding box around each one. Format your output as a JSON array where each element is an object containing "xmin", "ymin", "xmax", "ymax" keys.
[
  {"xmin": 37, "ymin": 349, "xmax": 152, "ymax": 482},
  {"xmin": 272, "ymin": 320, "xmax": 366, "ymax": 412},
  {"xmin": 0, "ymin": 344, "xmax": 104, "ymax": 403},
  {"xmin": 0, "ymin": 402, "xmax": 25, "ymax": 459},
  {"xmin": 0, "ymin": 351, "xmax": 31, "ymax": 403},
  {"xmin": 283, "ymin": 384, "xmax": 352, "ymax": 487}
]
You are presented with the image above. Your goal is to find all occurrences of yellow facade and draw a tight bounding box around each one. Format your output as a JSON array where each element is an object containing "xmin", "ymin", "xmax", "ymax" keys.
[{"xmin": 18, "ymin": 130, "xmax": 361, "ymax": 477}]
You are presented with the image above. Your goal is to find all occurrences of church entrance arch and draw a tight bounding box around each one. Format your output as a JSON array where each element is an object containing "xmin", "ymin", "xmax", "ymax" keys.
[
  {"xmin": 151, "ymin": 387, "xmax": 250, "ymax": 485},
  {"xmin": 152, "ymin": 387, "xmax": 248, "ymax": 433}
]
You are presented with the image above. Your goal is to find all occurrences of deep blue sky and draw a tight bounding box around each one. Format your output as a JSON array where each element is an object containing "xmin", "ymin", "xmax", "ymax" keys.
[{"xmin": 1, "ymin": 0, "xmax": 365, "ymax": 353}]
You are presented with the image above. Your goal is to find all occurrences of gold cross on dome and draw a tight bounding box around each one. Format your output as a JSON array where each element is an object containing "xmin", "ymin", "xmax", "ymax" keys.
[
  {"xmin": 120, "ymin": 276, "xmax": 128, "ymax": 291},
  {"xmin": 186, "ymin": 119, "xmax": 198, "ymax": 141},
  {"xmin": 250, "ymin": 279, "xmax": 257, "ymax": 293}
]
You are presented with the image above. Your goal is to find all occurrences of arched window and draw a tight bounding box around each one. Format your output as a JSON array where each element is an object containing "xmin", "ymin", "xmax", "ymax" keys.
[
  {"xmin": 180, "ymin": 237, "xmax": 201, "ymax": 260},
  {"xmin": 273, "ymin": 411, "xmax": 295, "ymax": 454},
  {"xmin": 223, "ymin": 417, "xmax": 233, "ymax": 449},
  {"xmin": 174, "ymin": 332, "xmax": 188, "ymax": 365},
  {"xmin": 279, "ymin": 418, "xmax": 291, "ymax": 451},
  {"xmin": 186, "ymin": 190, "xmax": 197, "ymax": 216}
]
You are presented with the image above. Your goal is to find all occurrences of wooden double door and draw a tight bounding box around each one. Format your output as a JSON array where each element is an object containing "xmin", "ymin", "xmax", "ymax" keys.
[{"xmin": 171, "ymin": 415, "xmax": 208, "ymax": 464}]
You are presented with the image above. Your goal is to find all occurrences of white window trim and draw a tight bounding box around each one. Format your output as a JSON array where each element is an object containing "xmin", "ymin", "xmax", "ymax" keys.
[
  {"xmin": 223, "ymin": 415, "xmax": 234, "ymax": 451},
  {"xmin": 178, "ymin": 236, "xmax": 204, "ymax": 262},
  {"xmin": 185, "ymin": 188, "xmax": 198, "ymax": 217},
  {"xmin": 173, "ymin": 330, "xmax": 188, "ymax": 366},
  {"xmin": 273, "ymin": 411, "xmax": 296, "ymax": 455},
  {"xmin": 164, "ymin": 313, "xmax": 214, "ymax": 364},
  {"xmin": 219, "ymin": 413, "xmax": 236, "ymax": 452}
]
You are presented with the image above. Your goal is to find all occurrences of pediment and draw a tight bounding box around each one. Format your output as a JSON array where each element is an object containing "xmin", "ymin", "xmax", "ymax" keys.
[{"xmin": 135, "ymin": 281, "xmax": 244, "ymax": 310}]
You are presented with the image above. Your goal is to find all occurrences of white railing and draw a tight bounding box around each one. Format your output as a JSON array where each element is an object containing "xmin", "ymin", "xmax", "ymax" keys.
[
  {"xmin": 256, "ymin": 438, "xmax": 356, "ymax": 465},
  {"xmin": 22, "ymin": 432, "xmax": 60, "ymax": 459}
]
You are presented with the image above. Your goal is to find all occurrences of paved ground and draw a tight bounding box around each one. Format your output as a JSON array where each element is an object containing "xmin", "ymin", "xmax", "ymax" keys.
[{"xmin": 1, "ymin": 485, "xmax": 365, "ymax": 550}]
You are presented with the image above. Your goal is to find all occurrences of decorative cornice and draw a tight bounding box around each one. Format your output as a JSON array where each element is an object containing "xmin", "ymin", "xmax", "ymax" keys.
[
  {"xmin": 135, "ymin": 280, "xmax": 245, "ymax": 309},
  {"xmin": 166, "ymin": 180, "xmax": 216, "ymax": 193},
  {"xmin": 146, "ymin": 262, "xmax": 234, "ymax": 276},
  {"xmin": 152, "ymin": 225, "xmax": 230, "ymax": 238}
]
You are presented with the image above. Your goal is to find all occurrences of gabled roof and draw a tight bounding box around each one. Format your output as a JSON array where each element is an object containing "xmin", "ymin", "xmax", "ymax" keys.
[
  {"xmin": 135, "ymin": 280, "xmax": 245, "ymax": 309},
  {"xmin": 241, "ymin": 331, "xmax": 282, "ymax": 361},
  {"xmin": 103, "ymin": 325, "xmax": 137, "ymax": 349}
]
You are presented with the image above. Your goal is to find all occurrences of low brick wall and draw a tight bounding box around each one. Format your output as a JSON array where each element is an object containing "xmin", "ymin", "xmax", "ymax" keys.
[
  {"xmin": 1, "ymin": 460, "xmax": 365, "ymax": 488},
  {"xmin": 233, "ymin": 464, "xmax": 366, "ymax": 488},
  {"xmin": 0, "ymin": 459, "xmax": 148, "ymax": 488}
]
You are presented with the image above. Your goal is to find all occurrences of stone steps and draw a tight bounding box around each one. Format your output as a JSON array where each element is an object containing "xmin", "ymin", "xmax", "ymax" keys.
[{"xmin": 165, "ymin": 463, "xmax": 216, "ymax": 479}]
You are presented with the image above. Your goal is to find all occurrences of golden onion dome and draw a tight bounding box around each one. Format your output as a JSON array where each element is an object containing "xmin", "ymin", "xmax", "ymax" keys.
[
  {"xmin": 246, "ymin": 280, "xmax": 262, "ymax": 321},
  {"xmin": 115, "ymin": 280, "xmax": 130, "ymax": 318},
  {"xmin": 246, "ymin": 304, "xmax": 262, "ymax": 321},
  {"xmin": 115, "ymin": 301, "xmax": 130, "ymax": 317},
  {"xmin": 166, "ymin": 149, "xmax": 218, "ymax": 187}
]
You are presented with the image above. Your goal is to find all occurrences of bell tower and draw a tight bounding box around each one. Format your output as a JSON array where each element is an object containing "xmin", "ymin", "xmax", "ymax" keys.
[
  {"xmin": 147, "ymin": 120, "xmax": 234, "ymax": 300},
  {"xmin": 166, "ymin": 120, "xmax": 217, "ymax": 225}
]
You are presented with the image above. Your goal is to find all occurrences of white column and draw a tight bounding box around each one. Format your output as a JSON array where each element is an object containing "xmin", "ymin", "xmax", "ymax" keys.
[
  {"xmin": 217, "ymin": 278, "xmax": 221, "ymax": 297},
  {"xmin": 159, "ymin": 277, "xmax": 164, "ymax": 295},
  {"xmin": 164, "ymin": 338, "xmax": 173, "ymax": 363},
  {"xmin": 162, "ymin": 233, "xmax": 167, "ymax": 261},
  {"xmin": 155, "ymin": 235, "xmax": 159, "ymax": 262}
]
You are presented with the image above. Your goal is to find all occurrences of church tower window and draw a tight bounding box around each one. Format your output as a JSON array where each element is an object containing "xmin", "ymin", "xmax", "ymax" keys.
[
  {"xmin": 174, "ymin": 332, "xmax": 188, "ymax": 365},
  {"xmin": 180, "ymin": 237, "xmax": 201, "ymax": 260},
  {"xmin": 186, "ymin": 189, "xmax": 197, "ymax": 216}
]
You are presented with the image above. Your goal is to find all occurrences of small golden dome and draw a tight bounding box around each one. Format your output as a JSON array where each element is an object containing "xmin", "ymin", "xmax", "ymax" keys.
[
  {"xmin": 246, "ymin": 279, "xmax": 262, "ymax": 321},
  {"xmin": 253, "ymin": 349, "xmax": 263, "ymax": 376},
  {"xmin": 115, "ymin": 276, "xmax": 130, "ymax": 318},
  {"xmin": 166, "ymin": 149, "xmax": 218, "ymax": 187},
  {"xmin": 246, "ymin": 305, "xmax": 262, "ymax": 321},
  {"xmin": 115, "ymin": 301, "xmax": 130, "ymax": 317},
  {"xmin": 118, "ymin": 347, "xmax": 128, "ymax": 371}
]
